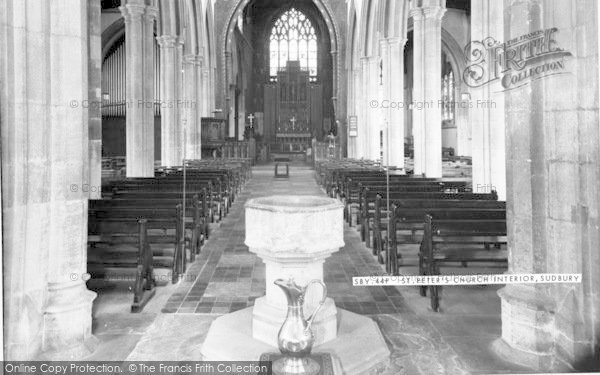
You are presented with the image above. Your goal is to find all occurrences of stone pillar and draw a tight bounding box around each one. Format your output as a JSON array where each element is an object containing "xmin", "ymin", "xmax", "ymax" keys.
[
  {"xmin": 359, "ymin": 57, "xmax": 370, "ymax": 159},
  {"xmin": 121, "ymin": 1, "xmax": 155, "ymax": 177},
  {"xmin": 143, "ymin": 4, "xmax": 158, "ymax": 167},
  {"xmin": 88, "ymin": 0, "xmax": 102, "ymax": 199},
  {"xmin": 454, "ymin": 89, "xmax": 471, "ymax": 157},
  {"xmin": 379, "ymin": 41, "xmax": 390, "ymax": 166},
  {"xmin": 410, "ymin": 7, "xmax": 426, "ymax": 175},
  {"xmin": 176, "ymin": 38, "xmax": 185, "ymax": 151},
  {"xmin": 470, "ymin": 0, "xmax": 506, "ymax": 199},
  {"xmin": 369, "ymin": 56, "xmax": 382, "ymax": 161},
  {"xmin": 346, "ymin": 70, "xmax": 358, "ymax": 159},
  {"xmin": 201, "ymin": 67, "xmax": 211, "ymax": 117},
  {"xmin": 157, "ymin": 35, "xmax": 181, "ymax": 167},
  {"xmin": 410, "ymin": 1, "xmax": 445, "ymax": 177},
  {"xmin": 183, "ymin": 55, "xmax": 202, "ymax": 159},
  {"xmin": 1, "ymin": 0, "xmax": 97, "ymax": 359},
  {"xmin": 388, "ymin": 37, "xmax": 407, "ymax": 171},
  {"xmin": 495, "ymin": 0, "xmax": 600, "ymax": 371}
]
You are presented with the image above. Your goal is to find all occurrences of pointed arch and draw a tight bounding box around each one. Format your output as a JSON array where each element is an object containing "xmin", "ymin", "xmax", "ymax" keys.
[
  {"xmin": 360, "ymin": 0, "xmax": 379, "ymax": 58},
  {"xmin": 222, "ymin": 0, "xmax": 340, "ymax": 105},
  {"xmin": 182, "ymin": 0, "xmax": 198, "ymax": 55}
]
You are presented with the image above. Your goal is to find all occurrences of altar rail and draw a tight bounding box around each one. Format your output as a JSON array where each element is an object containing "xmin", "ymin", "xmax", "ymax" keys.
[{"xmin": 202, "ymin": 139, "xmax": 256, "ymax": 163}]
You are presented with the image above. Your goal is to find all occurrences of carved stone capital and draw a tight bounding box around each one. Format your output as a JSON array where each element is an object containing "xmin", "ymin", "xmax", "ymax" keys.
[
  {"xmin": 156, "ymin": 35, "xmax": 177, "ymax": 48},
  {"xmin": 423, "ymin": 6, "xmax": 446, "ymax": 20},
  {"xmin": 145, "ymin": 6, "xmax": 159, "ymax": 22},
  {"xmin": 409, "ymin": 7, "xmax": 424, "ymax": 20},
  {"xmin": 387, "ymin": 37, "xmax": 408, "ymax": 47},
  {"xmin": 124, "ymin": 3, "xmax": 146, "ymax": 20}
]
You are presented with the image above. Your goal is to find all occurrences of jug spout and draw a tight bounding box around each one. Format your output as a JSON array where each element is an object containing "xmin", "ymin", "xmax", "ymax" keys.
[{"xmin": 274, "ymin": 278, "xmax": 305, "ymax": 306}]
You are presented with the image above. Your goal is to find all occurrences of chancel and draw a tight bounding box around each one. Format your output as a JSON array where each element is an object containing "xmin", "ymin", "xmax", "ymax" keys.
[{"xmin": 1, "ymin": 0, "xmax": 599, "ymax": 373}]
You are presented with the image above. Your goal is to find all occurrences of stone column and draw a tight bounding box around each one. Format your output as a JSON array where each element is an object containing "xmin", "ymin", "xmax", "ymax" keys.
[
  {"xmin": 410, "ymin": 1, "xmax": 445, "ymax": 177},
  {"xmin": 201, "ymin": 67, "xmax": 211, "ymax": 117},
  {"xmin": 410, "ymin": 7, "xmax": 426, "ymax": 175},
  {"xmin": 121, "ymin": 1, "xmax": 155, "ymax": 177},
  {"xmin": 388, "ymin": 37, "xmax": 407, "ymax": 171},
  {"xmin": 359, "ymin": 57, "xmax": 370, "ymax": 159},
  {"xmin": 352, "ymin": 70, "xmax": 362, "ymax": 157},
  {"xmin": 379, "ymin": 40, "xmax": 390, "ymax": 166},
  {"xmin": 157, "ymin": 35, "xmax": 181, "ymax": 167},
  {"xmin": 495, "ymin": 0, "xmax": 600, "ymax": 371},
  {"xmin": 470, "ymin": 0, "xmax": 506, "ymax": 199},
  {"xmin": 346, "ymin": 70, "xmax": 356, "ymax": 159},
  {"xmin": 88, "ymin": 0, "xmax": 102, "ymax": 199},
  {"xmin": 224, "ymin": 51, "xmax": 235, "ymax": 138},
  {"xmin": 369, "ymin": 56, "xmax": 382, "ymax": 161},
  {"xmin": 362, "ymin": 56, "xmax": 381, "ymax": 161},
  {"xmin": 143, "ymin": 4, "xmax": 158, "ymax": 168},
  {"xmin": 183, "ymin": 54, "xmax": 202, "ymax": 159},
  {"xmin": 1, "ymin": 0, "xmax": 97, "ymax": 359},
  {"xmin": 177, "ymin": 38, "xmax": 185, "ymax": 152}
]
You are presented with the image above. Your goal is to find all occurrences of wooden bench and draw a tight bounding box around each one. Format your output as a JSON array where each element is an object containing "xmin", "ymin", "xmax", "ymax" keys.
[
  {"xmin": 98, "ymin": 191, "xmax": 209, "ymax": 242},
  {"xmin": 88, "ymin": 204, "xmax": 187, "ymax": 285},
  {"xmin": 380, "ymin": 198, "xmax": 506, "ymax": 273},
  {"xmin": 420, "ymin": 213, "xmax": 507, "ymax": 311},
  {"xmin": 348, "ymin": 180, "xmax": 468, "ymax": 226},
  {"xmin": 110, "ymin": 178, "xmax": 223, "ymax": 221},
  {"xmin": 87, "ymin": 219, "xmax": 156, "ymax": 312},
  {"xmin": 361, "ymin": 191, "xmax": 498, "ymax": 247},
  {"xmin": 89, "ymin": 199, "xmax": 205, "ymax": 261}
]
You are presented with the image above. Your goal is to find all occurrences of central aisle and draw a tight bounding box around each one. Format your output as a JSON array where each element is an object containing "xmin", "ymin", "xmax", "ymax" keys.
[
  {"xmin": 96, "ymin": 164, "xmax": 525, "ymax": 374},
  {"xmin": 162, "ymin": 164, "xmax": 410, "ymax": 315}
]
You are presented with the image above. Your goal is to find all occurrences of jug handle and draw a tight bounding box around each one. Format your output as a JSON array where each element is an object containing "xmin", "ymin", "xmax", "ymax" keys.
[{"xmin": 304, "ymin": 279, "xmax": 327, "ymax": 331}]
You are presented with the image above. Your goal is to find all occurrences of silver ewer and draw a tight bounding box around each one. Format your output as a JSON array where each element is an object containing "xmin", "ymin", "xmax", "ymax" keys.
[{"xmin": 273, "ymin": 278, "xmax": 327, "ymax": 375}]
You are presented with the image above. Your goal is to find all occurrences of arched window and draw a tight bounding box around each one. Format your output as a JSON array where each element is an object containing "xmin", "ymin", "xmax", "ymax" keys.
[
  {"xmin": 269, "ymin": 8, "xmax": 317, "ymax": 79},
  {"xmin": 442, "ymin": 58, "xmax": 455, "ymax": 123},
  {"xmin": 442, "ymin": 71, "xmax": 455, "ymax": 121}
]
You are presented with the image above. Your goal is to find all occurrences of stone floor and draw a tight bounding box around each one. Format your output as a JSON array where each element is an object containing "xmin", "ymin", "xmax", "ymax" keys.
[{"xmin": 87, "ymin": 163, "xmax": 532, "ymax": 374}]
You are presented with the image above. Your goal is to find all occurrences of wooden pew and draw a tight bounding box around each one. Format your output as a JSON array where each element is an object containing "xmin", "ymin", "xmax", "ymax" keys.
[
  {"xmin": 420, "ymin": 213, "xmax": 507, "ymax": 312},
  {"xmin": 384, "ymin": 199, "xmax": 506, "ymax": 272},
  {"xmin": 350, "ymin": 180, "xmax": 469, "ymax": 226},
  {"xmin": 361, "ymin": 191, "xmax": 498, "ymax": 247},
  {"xmin": 340, "ymin": 177, "xmax": 443, "ymax": 223},
  {"xmin": 87, "ymin": 219, "xmax": 156, "ymax": 312},
  {"xmin": 110, "ymin": 178, "xmax": 220, "ymax": 221},
  {"xmin": 94, "ymin": 192, "xmax": 208, "ymax": 242},
  {"xmin": 89, "ymin": 199, "xmax": 205, "ymax": 261},
  {"xmin": 88, "ymin": 204, "xmax": 187, "ymax": 284}
]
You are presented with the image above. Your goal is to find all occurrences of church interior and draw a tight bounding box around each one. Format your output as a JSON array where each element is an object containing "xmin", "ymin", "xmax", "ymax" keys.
[{"xmin": 1, "ymin": 0, "xmax": 600, "ymax": 373}]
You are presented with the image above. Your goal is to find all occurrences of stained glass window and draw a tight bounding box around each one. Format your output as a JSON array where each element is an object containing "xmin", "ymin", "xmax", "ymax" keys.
[
  {"xmin": 269, "ymin": 8, "xmax": 318, "ymax": 79},
  {"xmin": 442, "ymin": 71, "xmax": 455, "ymax": 121}
]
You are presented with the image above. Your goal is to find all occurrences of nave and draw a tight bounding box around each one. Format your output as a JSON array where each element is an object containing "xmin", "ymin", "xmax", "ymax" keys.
[
  {"xmin": 2, "ymin": 0, "xmax": 599, "ymax": 371},
  {"xmin": 86, "ymin": 164, "xmax": 524, "ymax": 374}
]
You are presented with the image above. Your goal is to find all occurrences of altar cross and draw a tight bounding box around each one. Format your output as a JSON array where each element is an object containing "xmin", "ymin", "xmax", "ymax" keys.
[
  {"xmin": 248, "ymin": 113, "xmax": 255, "ymax": 128},
  {"xmin": 290, "ymin": 116, "xmax": 297, "ymax": 130}
]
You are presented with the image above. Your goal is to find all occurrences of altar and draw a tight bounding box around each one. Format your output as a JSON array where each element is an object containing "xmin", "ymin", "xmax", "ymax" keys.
[{"xmin": 264, "ymin": 61, "xmax": 323, "ymax": 149}]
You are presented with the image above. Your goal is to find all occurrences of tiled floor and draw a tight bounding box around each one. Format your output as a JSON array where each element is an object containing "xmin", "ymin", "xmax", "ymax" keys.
[
  {"xmin": 88, "ymin": 163, "xmax": 540, "ymax": 373},
  {"xmin": 161, "ymin": 165, "xmax": 411, "ymax": 315}
]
